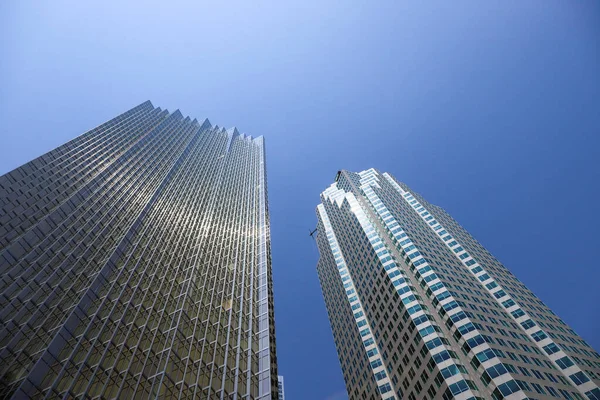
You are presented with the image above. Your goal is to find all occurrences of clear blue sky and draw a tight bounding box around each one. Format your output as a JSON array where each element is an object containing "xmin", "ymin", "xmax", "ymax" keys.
[{"xmin": 1, "ymin": 1, "xmax": 599, "ymax": 399}]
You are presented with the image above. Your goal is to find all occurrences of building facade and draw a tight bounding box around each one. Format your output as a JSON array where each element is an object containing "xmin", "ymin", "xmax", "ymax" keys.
[
  {"xmin": 316, "ymin": 168, "xmax": 600, "ymax": 400},
  {"xmin": 277, "ymin": 375, "xmax": 285, "ymax": 400},
  {"xmin": 0, "ymin": 101, "xmax": 278, "ymax": 399}
]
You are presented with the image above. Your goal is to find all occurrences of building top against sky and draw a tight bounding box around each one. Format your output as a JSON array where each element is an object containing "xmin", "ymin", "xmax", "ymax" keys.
[
  {"xmin": 0, "ymin": 101, "xmax": 279, "ymax": 399},
  {"xmin": 315, "ymin": 168, "xmax": 600, "ymax": 400}
]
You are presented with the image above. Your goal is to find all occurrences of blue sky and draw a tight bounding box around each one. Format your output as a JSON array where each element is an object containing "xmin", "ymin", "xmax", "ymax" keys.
[{"xmin": 1, "ymin": 1, "xmax": 599, "ymax": 399}]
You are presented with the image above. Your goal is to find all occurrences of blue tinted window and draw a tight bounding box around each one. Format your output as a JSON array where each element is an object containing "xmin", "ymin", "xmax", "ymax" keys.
[
  {"xmin": 440, "ymin": 364, "xmax": 461, "ymax": 379},
  {"xmin": 476, "ymin": 348, "xmax": 497, "ymax": 362},
  {"xmin": 498, "ymin": 380, "xmax": 520, "ymax": 396},
  {"xmin": 378, "ymin": 383, "xmax": 392, "ymax": 394},
  {"xmin": 426, "ymin": 337, "xmax": 443, "ymax": 350},
  {"xmin": 458, "ymin": 322, "xmax": 476, "ymax": 335},
  {"xmin": 520, "ymin": 319, "xmax": 536, "ymax": 329},
  {"xmin": 486, "ymin": 363, "xmax": 508, "ymax": 379},
  {"xmin": 531, "ymin": 330, "xmax": 547, "ymax": 342},
  {"xmin": 555, "ymin": 356, "xmax": 574, "ymax": 370},
  {"xmin": 570, "ymin": 371, "xmax": 590, "ymax": 385},
  {"xmin": 501, "ymin": 299, "xmax": 515, "ymax": 308},
  {"xmin": 449, "ymin": 380, "xmax": 469, "ymax": 395},
  {"xmin": 543, "ymin": 343, "xmax": 560, "ymax": 355},
  {"xmin": 433, "ymin": 350, "xmax": 451, "ymax": 364}
]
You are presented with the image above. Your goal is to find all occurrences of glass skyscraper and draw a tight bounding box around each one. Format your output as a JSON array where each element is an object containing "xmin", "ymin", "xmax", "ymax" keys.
[
  {"xmin": 0, "ymin": 101, "xmax": 278, "ymax": 399},
  {"xmin": 316, "ymin": 168, "xmax": 600, "ymax": 400}
]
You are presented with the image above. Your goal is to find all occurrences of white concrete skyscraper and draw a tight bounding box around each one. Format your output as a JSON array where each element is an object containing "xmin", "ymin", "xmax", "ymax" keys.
[{"xmin": 315, "ymin": 168, "xmax": 599, "ymax": 400}]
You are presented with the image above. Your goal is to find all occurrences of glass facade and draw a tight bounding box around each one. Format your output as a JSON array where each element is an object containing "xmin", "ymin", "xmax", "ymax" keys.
[
  {"xmin": 0, "ymin": 101, "xmax": 278, "ymax": 399},
  {"xmin": 316, "ymin": 168, "xmax": 600, "ymax": 400}
]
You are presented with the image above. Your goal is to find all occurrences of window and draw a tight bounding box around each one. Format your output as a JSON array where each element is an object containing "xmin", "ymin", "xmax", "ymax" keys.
[
  {"xmin": 531, "ymin": 383, "xmax": 546, "ymax": 395},
  {"xmin": 433, "ymin": 350, "xmax": 452, "ymax": 364},
  {"xmin": 397, "ymin": 285, "xmax": 410, "ymax": 294},
  {"xmin": 555, "ymin": 356, "xmax": 574, "ymax": 370},
  {"xmin": 448, "ymin": 380, "xmax": 469, "ymax": 395},
  {"xmin": 517, "ymin": 366, "xmax": 531, "ymax": 377},
  {"xmin": 440, "ymin": 364, "xmax": 462, "ymax": 379},
  {"xmin": 413, "ymin": 314, "xmax": 429, "ymax": 326},
  {"xmin": 570, "ymin": 371, "xmax": 590, "ymax": 385},
  {"xmin": 419, "ymin": 325, "xmax": 436, "ymax": 338},
  {"xmin": 486, "ymin": 363, "xmax": 508, "ymax": 379},
  {"xmin": 437, "ymin": 291, "xmax": 451, "ymax": 302},
  {"xmin": 407, "ymin": 304, "xmax": 422, "ymax": 315},
  {"xmin": 450, "ymin": 311, "xmax": 467, "ymax": 323},
  {"xmin": 544, "ymin": 372, "xmax": 558, "ymax": 383},
  {"xmin": 532, "ymin": 369, "xmax": 544, "ymax": 380},
  {"xmin": 531, "ymin": 330, "xmax": 547, "ymax": 342},
  {"xmin": 502, "ymin": 299, "xmax": 515, "ymax": 308},
  {"xmin": 378, "ymin": 383, "xmax": 392, "ymax": 394},
  {"xmin": 543, "ymin": 343, "xmax": 560, "ymax": 355},
  {"xmin": 497, "ymin": 380, "xmax": 520, "ymax": 397},
  {"xmin": 504, "ymin": 363, "xmax": 517, "ymax": 373},
  {"xmin": 484, "ymin": 281, "xmax": 497, "ymax": 290},
  {"xmin": 466, "ymin": 335, "xmax": 486, "ymax": 349},
  {"xmin": 426, "ymin": 337, "xmax": 444, "ymax": 350},
  {"xmin": 586, "ymin": 388, "xmax": 600, "ymax": 400},
  {"xmin": 546, "ymin": 386, "xmax": 559, "ymax": 397},
  {"xmin": 520, "ymin": 319, "xmax": 536, "ymax": 329},
  {"xmin": 476, "ymin": 348, "xmax": 498, "ymax": 363},
  {"xmin": 458, "ymin": 322, "xmax": 475, "ymax": 335}
]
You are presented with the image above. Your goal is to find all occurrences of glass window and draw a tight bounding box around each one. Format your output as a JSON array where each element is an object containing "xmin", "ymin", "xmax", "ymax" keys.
[
  {"xmin": 476, "ymin": 348, "xmax": 497, "ymax": 362},
  {"xmin": 497, "ymin": 380, "xmax": 520, "ymax": 396},
  {"xmin": 449, "ymin": 380, "xmax": 469, "ymax": 395},
  {"xmin": 570, "ymin": 371, "xmax": 590, "ymax": 385},
  {"xmin": 520, "ymin": 319, "xmax": 536, "ymax": 329},
  {"xmin": 531, "ymin": 330, "xmax": 547, "ymax": 342},
  {"xmin": 502, "ymin": 299, "xmax": 515, "ymax": 308},
  {"xmin": 543, "ymin": 343, "xmax": 560, "ymax": 355},
  {"xmin": 555, "ymin": 356, "xmax": 574, "ymax": 370},
  {"xmin": 486, "ymin": 363, "xmax": 508, "ymax": 379},
  {"xmin": 433, "ymin": 350, "xmax": 451, "ymax": 364},
  {"xmin": 440, "ymin": 364, "xmax": 461, "ymax": 379}
]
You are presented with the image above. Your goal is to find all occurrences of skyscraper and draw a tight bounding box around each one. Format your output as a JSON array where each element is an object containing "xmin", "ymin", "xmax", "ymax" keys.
[
  {"xmin": 277, "ymin": 375, "xmax": 285, "ymax": 400},
  {"xmin": 316, "ymin": 168, "xmax": 600, "ymax": 400},
  {"xmin": 0, "ymin": 101, "xmax": 278, "ymax": 399}
]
